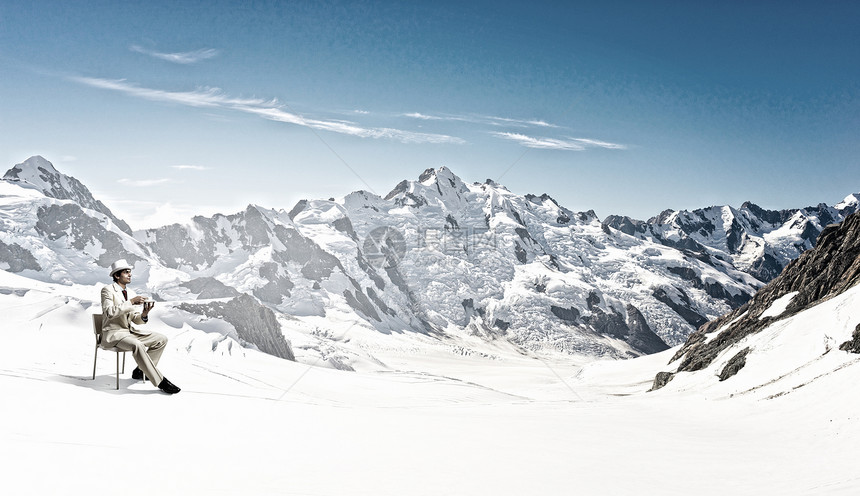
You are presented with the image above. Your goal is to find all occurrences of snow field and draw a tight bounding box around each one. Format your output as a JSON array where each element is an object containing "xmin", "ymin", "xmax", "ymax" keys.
[{"xmin": 2, "ymin": 269, "xmax": 859, "ymax": 495}]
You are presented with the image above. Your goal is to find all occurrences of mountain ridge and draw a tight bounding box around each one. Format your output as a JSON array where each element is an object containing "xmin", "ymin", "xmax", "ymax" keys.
[
  {"xmin": 650, "ymin": 208, "xmax": 860, "ymax": 391},
  {"xmin": 2, "ymin": 155, "xmax": 858, "ymax": 363}
]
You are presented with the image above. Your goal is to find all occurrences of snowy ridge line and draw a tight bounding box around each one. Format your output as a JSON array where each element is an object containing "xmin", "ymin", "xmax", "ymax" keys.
[{"xmin": 3, "ymin": 156, "xmax": 860, "ymax": 365}]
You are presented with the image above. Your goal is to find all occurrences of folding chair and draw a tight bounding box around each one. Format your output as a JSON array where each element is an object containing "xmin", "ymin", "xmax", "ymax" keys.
[{"xmin": 92, "ymin": 313, "xmax": 127, "ymax": 390}]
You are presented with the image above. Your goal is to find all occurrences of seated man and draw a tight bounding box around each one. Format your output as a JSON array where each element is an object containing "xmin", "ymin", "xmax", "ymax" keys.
[{"xmin": 101, "ymin": 259, "xmax": 180, "ymax": 394}]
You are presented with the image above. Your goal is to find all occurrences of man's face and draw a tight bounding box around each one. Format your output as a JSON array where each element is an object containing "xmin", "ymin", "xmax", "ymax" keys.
[{"xmin": 115, "ymin": 269, "xmax": 132, "ymax": 286}]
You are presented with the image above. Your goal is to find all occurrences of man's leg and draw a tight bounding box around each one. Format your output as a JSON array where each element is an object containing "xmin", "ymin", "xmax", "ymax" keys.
[
  {"xmin": 137, "ymin": 331, "xmax": 167, "ymax": 369},
  {"xmin": 115, "ymin": 335, "xmax": 165, "ymax": 387}
]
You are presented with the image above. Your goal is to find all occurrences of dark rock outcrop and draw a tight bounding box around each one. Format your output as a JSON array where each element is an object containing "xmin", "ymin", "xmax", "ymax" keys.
[
  {"xmin": 650, "ymin": 371, "xmax": 675, "ymax": 391},
  {"xmin": 652, "ymin": 286, "xmax": 708, "ymax": 329},
  {"xmin": 625, "ymin": 304, "xmax": 670, "ymax": 354},
  {"xmin": 839, "ymin": 323, "xmax": 860, "ymax": 354},
  {"xmin": 719, "ymin": 347, "xmax": 750, "ymax": 381},
  {"xmin": 178, "ymin": 293, "xmax": 295, "ymax": 360},
  {"xmin": 0, "ymin": 240, "xmax": 41, "ymax": 272},
  {"xmin": 35, "ymin": 203, "xmax": 140, "ymax": 268},
  {"xmin": 180, "ymin": 277, "xmax": 241, "ymax": 299},
  {"xmin": 552, "ymin": 303, "xmax": 669, "ymax": 355}
]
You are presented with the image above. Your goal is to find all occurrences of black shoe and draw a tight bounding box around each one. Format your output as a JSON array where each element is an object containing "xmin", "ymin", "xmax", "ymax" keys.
[
  {"xmin": 131, "ymin": 367, "xmax": 145, "ymax": 381},
  {"xmin": 158, "ymin": 377, "xmax": 181, "ymax": 394}
]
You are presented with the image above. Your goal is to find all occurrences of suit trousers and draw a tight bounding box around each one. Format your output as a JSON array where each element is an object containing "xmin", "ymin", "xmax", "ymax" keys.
[{"xmin": 113, "ymin": 331, "xmax": 167, "ymax": 387}]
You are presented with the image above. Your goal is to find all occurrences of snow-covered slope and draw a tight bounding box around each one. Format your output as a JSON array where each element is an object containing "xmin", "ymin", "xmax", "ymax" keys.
[
  {"xmin": 0, "ymin": 180, "xmax": 152, "ymax": 285},
  {"xmin": 637, "ymin": 209, "xmax": 860, "ymax": 397},
  {"xmin": 3, "ymin": 156, "xmax": 860, "ymax": 494},
  {"xmin": 1, "ymin": 255, "xmax": 859, "ymax": 495}
]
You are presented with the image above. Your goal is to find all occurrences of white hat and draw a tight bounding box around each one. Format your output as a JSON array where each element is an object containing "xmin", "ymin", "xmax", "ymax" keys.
[{"xmin": 109, "ymin": 259, "xmax": 134, "ymax": 278}]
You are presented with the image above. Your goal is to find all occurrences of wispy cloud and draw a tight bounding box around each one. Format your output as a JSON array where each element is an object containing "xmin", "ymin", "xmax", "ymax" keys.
[
  {"xmin": 402, "ymin": 112, "xmax": 559, "ymax": 129},
  {"xmin": 71, "ymin": 77, "xmax": 465, "ymax": 145},
  {"xmin": 492, "ymin": 132, "xmax": 586, "ymax": 150},
  {"xmin": 171, "ymin": 165, "xmax": 208, "ymax": 171},
  {"xmin": 403, "ymin": 112, "xmax": 450, "ymax": 121},
  {"xmin": 130, "ymin": 45, "xmax": 220, "ymax": 64},
  {"xmin": 71, "ymin": 77, "xmax": 276, "ymax": 108},
  {"xmin": 118, "ymin": 177, "xmax": 172, "ymax": 187},
  {"xmin": 483, "ymin": 116, "xmax": 559, "ymax": 128},
  {"xmin": 569, "ymin": 138, "xmax": 627, "ymax": 150},
  {"xmin": 492, "ymin": 132, "xmax": 627, "ymax": 151}
]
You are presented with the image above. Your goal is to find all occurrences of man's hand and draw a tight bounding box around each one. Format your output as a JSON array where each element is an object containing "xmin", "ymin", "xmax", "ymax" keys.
[
  {"xmin": 130, "ymin": 295, "xmax": 146, "ymax": 305},
  {"xmin": 142, "ymin": 301, "xmax": 155, "ymax": 317}
]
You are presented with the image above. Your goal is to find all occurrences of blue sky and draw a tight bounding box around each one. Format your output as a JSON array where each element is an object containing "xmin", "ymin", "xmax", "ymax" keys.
[{"xmin": 1, "ymin": 0, "xmax": 858, "ymax": 228}]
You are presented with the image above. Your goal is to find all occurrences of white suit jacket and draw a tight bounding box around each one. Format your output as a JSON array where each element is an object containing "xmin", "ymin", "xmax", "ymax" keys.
[{"xmin": 100, "ymin": 283, "xmax": 149, "ymax": 347}]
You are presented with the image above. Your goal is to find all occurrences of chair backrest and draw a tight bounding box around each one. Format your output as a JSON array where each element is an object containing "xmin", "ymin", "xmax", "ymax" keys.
[{"xmin": 92, "ymin": 313, "xmax": 103, "ymax": 344}]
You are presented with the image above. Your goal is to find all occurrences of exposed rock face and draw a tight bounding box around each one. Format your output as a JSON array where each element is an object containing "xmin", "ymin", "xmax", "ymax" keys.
[
  {"xmin": 178, "ymin": 294, "xmax": 295, "ymax": 360},
  {"xmin": 625, "ymin": 304, "xmax": 670, "ymax": 355},
  {"xmin": 838, "ymin": 323, "xmax": 860, "ymax": 354},
  {"xmin": 652, "ymin": 211, "xmax": 860, "ymax": 388},
  {"xmin": 550, "ymin": 302, "xmax": 669, "ymax": 355},
  {"xmin": 718, "ymin": 347, "xmax": 751, "ymax": 381},
  {"xmin": 650, "ymin": 371, "xmax": 675, "ymax": 391},
  {"xmin": 253, "ymin": 262, "xmax": 294, "ymax": 304},
  {"xmin": 35, "ymin": 203, "xmax": 141, "ymax": 268},
  {"xmin": 141, "ymin": 207, "xmax": 268, "ymax": 271},
  {"xmin": 180, "ymin": 277, "xmax": 241, "ymax": 299},
  {"xmin": 0, "ymin": 240, "xmax": 41, "ymax": 272}
]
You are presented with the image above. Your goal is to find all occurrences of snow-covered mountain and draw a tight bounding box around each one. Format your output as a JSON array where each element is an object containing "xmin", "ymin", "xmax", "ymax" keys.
[
  {"xmin": 0, "ymin": 157, "xmax": 293, "ymax": 359},
  {"xmin": 604, "ymin": 193, "xmax": 859, "ymax": 283},
  {"xmin": 0, "ymin": 171, "xmax": 150, "ymax": 284},
  {"xmin": 134, "ymin": 165, "xmax": 764, "ymax": 358},
  {"xmin": 3, "ymin": 156, "xmax": 133, "ymax": 235},
  {"xmin": 646, "ymin": 208, "xmax": 860, "ymax": 394},
  {"xmin": 1, "ymin": 156, "xmax": 857, "ymax": 362}
]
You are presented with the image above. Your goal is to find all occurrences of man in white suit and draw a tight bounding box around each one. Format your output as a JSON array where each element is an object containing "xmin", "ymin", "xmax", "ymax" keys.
[{"xmin": 101, "ymin": 259, "xmax": 180, "ymax": 394}]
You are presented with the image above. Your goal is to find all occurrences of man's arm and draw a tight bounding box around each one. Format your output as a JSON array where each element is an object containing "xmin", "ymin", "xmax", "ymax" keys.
[
  {"xmin": 101, "ymin": 285, "xmax": 133, "ymax": 320},
  {"xmin": 125, "ymin": 289, "xmax": 148, "ymax": 325}
]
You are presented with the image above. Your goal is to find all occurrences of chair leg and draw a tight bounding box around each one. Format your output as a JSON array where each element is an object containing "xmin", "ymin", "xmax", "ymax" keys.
[
  {"xmin": 122, "ymin": 352, "xmax": 126, "ymax": 374},
  {"xmin": 93, "ymin": 344, "xmax": 98, "ymax": 380},
  {"xmin": 115, "ymin": 352, "xmax": 120, "ymax": 390}
]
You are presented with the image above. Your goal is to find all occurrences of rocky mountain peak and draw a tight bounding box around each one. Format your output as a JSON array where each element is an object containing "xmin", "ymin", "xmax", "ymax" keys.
[
  {"xmin": 3, "ymin": 156, "xmax": 132, "ymax": 235},
  {"xmin": 4, "ymin": 155, "xmax": 63, "ymax": 190},
  {"xmin": 418, "ymin": 166, "xmax": 464, "ymax": 189},
  {"xmin": 836, "ymin": 193, "xmax": 860, "ymax": 216}
]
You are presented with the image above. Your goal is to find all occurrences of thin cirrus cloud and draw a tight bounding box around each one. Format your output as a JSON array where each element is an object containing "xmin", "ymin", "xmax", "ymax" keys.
[
  {"xmin": 402, "ymin": 112, "xmax": 558, "ymax": 129},
  {"xmin": 491, "ymin": 132, "xmax": 627, "ymax": 151},
  {"xmin": 171, "ymin": 165, "xmax": 208, "ymax": 171},
  {"xmin": 70, "ymin": 76, "xmax": 465, "ymax": 145},
  {"xmin": 130, "ymin": 45, "xmax": 220, "ymax": 64},
  {"xmin": 118, "ymin": 177, "xmax": 172, "ymax": 187}
]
